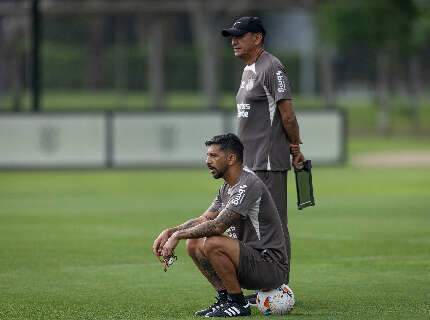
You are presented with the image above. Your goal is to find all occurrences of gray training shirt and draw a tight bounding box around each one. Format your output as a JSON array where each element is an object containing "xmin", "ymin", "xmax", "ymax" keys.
[
  {"xmin": 236, "ymin": 51, "xmax": 292, "ymax": 171},
  {"xmin": 208, "ymin": 167, "xmax": 288, "ymax": 264}
]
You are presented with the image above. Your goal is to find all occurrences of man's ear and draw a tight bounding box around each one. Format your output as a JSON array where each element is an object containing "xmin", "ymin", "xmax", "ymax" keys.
[
  {"xmin": 255, "ymin": 33, "xmax": 263, "ymax": 45},
  {"xmin": 227, "ymin": 152, "xmax": 237, "ymax": 165}
]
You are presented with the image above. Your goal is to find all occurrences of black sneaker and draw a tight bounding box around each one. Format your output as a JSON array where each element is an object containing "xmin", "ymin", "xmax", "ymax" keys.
[
  {"xmin": 195, "ymin": 296, "xmax": 227, "ymax": 317},
  {"xmin": 244, "ymin": 293, "xmax": 257, "ymax": 306},
  {"xmin": 205, "ymin": 300, "xmax": 251, "ymax": 317}
]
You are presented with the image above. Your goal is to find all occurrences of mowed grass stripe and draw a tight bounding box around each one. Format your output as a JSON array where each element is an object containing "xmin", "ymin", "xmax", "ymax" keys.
[{"xmin": 0, "ymin": 168, "xmax": 429, "ymax": 319}]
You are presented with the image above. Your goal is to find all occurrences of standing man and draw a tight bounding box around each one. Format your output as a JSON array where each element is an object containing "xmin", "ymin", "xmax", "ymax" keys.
[
  {"xmin": 221, "ymin": 16, "xmax": 306, "ymax": 287},
  {"xmin": 153, "ymin": 134, "xmax": 289, "ymax": 317}
]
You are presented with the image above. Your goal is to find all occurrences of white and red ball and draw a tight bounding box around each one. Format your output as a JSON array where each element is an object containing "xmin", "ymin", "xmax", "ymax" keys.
[{"xmin": 256, "ymin": 284, "xmax": 295, "ymax": 315}]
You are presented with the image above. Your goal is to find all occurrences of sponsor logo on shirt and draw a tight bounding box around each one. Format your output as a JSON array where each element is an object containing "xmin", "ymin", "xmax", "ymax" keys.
[
  {"xmin": 237, "ymin": 103, "xmax": 250, "ymax": 118},
  {"xmin": 276, "ymin": 70, "xmax": 286, "ymax": 93},
  {"xmin": 229, "ymin": 184, "xmax": 247, "ymax": 206},
  {"xmin": 225, "ymin": 226, "xmax": 238, "ymax": 239}
]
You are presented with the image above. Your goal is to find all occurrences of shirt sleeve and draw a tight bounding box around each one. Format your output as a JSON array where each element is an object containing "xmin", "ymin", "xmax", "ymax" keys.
[
  {"xmin": 263, "ymin": 62, "xmax": 292, "ymax": 103},
  {"xmin": 225, "ymin": 182, "xmax": 262, "ymax": 218},
  {"xmin": 207, "ymin": 189, "xmax": 222, "ymax": 213}
]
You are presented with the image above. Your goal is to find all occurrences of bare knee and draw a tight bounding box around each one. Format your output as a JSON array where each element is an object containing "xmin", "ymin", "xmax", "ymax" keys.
[
  {"xmin": 203, "ymin": 236, "xmax": 240, "ymax": 267},
  {"xmin": 186, "ymin": 238, "xmax": 204, "ymax": 257},
  {"xmin": 203, "ymin": 236, "xmax": 225, "ymax": 257}
]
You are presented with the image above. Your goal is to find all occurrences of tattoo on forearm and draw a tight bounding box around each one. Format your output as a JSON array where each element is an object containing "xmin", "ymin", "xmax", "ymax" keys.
[
  {"xmin": 171, "ymin": 217, "xmax": 203, "ymax": 233},
  {"xmin": 216, "ymin": 208, "xmax": 241, "ymax": 232},
  {"xmin": 176, "ymin": 221, "xmax": 219, "ymax": 239},
  {"xmin": 175, "ymin": 209, "xmax": 240, "ymax": 239}
]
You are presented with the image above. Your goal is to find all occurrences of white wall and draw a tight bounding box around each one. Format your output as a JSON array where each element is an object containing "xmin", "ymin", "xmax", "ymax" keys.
[
  {"xmin": 0, "ymin": 114, "xmax": 105, "ymax": 168},
  {"xmin": 0, "ymin": 111, "xmax": 345, "ymax": 168}
]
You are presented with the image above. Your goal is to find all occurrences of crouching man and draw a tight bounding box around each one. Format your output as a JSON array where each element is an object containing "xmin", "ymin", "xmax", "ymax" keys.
[{"xmin": 152, "ymin": 133, "xmax": 289, "ymax": 317}]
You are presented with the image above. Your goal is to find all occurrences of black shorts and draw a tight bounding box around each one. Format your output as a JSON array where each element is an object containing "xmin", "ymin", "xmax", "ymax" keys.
[{"xmin": 237, "ymin": 242, "xmax": 288, "ymax": 290}]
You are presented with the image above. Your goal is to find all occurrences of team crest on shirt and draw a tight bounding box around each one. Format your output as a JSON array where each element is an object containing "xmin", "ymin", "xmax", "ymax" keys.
[
  {"xmin": 240, "ymin": 78, "xmax": 255, "ymax": 91},
  {"xmin": 245, "ymin": 78, "xmax": 255, "ymax": 91}
]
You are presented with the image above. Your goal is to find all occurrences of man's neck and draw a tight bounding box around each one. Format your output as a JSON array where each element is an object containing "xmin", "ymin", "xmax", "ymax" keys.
[
  {"xmin": 223, "ymin": 165, "xmax": 243, "ymax": 187},
  {"xmin": 243, "ymin": 47, "xmax": 264, "ymax": 66}
]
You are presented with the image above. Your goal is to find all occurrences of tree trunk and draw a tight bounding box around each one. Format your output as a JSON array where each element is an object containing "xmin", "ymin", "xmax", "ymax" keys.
[
  {"xmin": 300, "ymin": 51, "xmax": 316, "ymax": 96},
  {"xmin": 376, "ymin": 50, "xmax": 390, "ymax": 136},
  {"xmin": 3, "ymin": 17, "xmax": 26, "ymax": 111},
  {"xmin": 113, "ymin": 17, "xmax": 128, "ymax": 108},
  {"xmin": 147, "ymin": 17, "xmax": 166, "ymax": 110},
  {"xmin": 409, "ymin": 54, "xmax": 421, "ymax": 132},
  {"xmin": 11, "ymin": 51, "xmax": 22, "ymax": 112},
  {"xmin": 319, "ymin": 45, "xmax": 335, "ymax": 109},
  {"xmin": 189, "ymin": 1, "xmax": 219, "ymax": 109},
  {"xmin": 0, "ymin": 21, "xmax": 5, "ymax": 110},
  {"xmin": 86, "ymin": 17, "xmax": 105, "ymax": 89}
]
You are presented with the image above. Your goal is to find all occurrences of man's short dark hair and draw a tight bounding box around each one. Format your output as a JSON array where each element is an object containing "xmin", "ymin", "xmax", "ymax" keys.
[{"xmin": 205, "ymin": 133, "xmax": 244, "ymax": 163}]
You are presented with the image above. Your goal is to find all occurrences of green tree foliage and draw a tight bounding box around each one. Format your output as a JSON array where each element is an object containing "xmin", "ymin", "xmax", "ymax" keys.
[
  {"xmin": 318, "ymin": 0, "xmax": 417, "ymax": 51},
  {"xmin": 411, "ymin": 3, "xmax": 430, "ymax": 50}
]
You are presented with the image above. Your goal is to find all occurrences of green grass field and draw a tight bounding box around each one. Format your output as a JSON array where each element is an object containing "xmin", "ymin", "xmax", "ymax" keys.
[{"xmin": 1, "ymin": 163, "xmax": 429, "ymax": 319}]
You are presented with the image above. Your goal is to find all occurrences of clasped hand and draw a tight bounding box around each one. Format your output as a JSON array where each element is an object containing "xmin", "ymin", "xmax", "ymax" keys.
[{"xmin": 152, "ymin": 229, "xmax": 179, "ymax": 258}]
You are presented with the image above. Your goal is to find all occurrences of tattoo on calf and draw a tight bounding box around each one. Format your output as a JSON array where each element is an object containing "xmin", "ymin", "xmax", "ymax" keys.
[{"xmin": 195, "ymin": 254, "xmax": 225, "ymax": 290}]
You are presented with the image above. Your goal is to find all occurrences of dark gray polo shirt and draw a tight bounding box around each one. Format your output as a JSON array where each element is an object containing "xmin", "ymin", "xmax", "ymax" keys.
[
  {"xmin": 236, "ymin": 51, "xmax": 292, "ymax": 171},
  {"xmin": 208, "ymin": 167, "xmax": 288, "ymax": 264}
]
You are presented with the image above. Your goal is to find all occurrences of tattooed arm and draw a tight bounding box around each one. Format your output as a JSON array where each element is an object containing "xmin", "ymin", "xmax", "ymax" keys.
[
  {"xmin": 174, "ymin": 208, "xmax": 240, "ymax": 239},
  {"xmin": 152, "ymin": 210, "xmax": 218, "ymax": 256},
  {"xmin": 170, "ymin": 210, "xmax": 218, "ymax": 233},
  {"xmin": 161, "ymin": 208, "xmax": 241, "ymax": 257}
]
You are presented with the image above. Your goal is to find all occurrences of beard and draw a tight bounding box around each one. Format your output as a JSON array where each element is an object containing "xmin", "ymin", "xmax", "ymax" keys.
[{"xmin": 209, "ymin": 166, "xmax": 226, "ymax": 179}]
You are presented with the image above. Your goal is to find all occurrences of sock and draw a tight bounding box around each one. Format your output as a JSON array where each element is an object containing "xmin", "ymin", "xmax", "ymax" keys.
[
  {"xmin": 228, "ymin": 292, "xmax": 246, "ymax": 305},
  {"xmin": 217, "ymin": 289, "xmax": 228, "ymax": 301}
]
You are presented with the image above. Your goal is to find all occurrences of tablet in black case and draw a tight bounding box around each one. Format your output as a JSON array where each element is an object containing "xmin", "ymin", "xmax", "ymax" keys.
[{"xmin": 294, "ymin": 160, "xmax": 315, "ymax": 210}]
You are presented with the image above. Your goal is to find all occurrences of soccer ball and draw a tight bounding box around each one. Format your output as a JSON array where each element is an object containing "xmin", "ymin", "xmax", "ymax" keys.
[{"xmin": 256, "ymin": 284, "xmax": 295, "ymax": 315}]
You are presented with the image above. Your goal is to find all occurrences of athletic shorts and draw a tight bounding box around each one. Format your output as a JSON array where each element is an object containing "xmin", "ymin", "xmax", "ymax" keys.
[{"xmin": 237, "ymin": 242, "xmax": 288, "ymax": 290}]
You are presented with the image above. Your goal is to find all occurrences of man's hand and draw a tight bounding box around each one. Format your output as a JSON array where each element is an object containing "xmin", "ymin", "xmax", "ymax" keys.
[
  {"xmin": 292, "ymin": 151, "xmax": 305, "ymax": 169},
  {"xmin": 290, "ymin": 144, "xmax": 305, "ymax": 169},
  {"xmin": 290, "ymin": 144, "xmax": 300, "ymax": 157},
  {"xmin": 152, "ymin": 229, "xmax": 172, "ymax": 257},
  {"xmin": 161, "ymin": 233, "xmax": 179, "ymax": 258}
]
